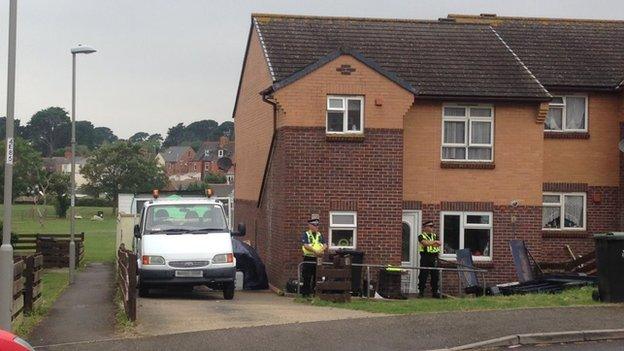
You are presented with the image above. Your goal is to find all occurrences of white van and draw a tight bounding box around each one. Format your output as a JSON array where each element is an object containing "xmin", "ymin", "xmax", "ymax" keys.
[{"xmin": 133, "ymin": 197, "xmax": 245, "ymax": 299}]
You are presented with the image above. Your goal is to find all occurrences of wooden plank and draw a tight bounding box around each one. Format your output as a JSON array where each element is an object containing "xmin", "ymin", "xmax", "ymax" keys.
[
  {"xmin": 13, "ymin": 277, "xmax": 24, "ymax": 295},
  {"xmin": 12, "ymin": 296, "xmax": 24, "ymax": 315},
  {"xmin": 316, "ymin": 281, "xmax": 351, "ymax": 291},
  {"xmin": 317, "ymin": 269, "xmax": 351, "ymax": 279}
]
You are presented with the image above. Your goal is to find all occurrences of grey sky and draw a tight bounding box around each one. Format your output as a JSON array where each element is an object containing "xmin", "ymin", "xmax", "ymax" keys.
[{"xmin": 0, "ymin": 0, "xmax": 622, "ymax": 139}]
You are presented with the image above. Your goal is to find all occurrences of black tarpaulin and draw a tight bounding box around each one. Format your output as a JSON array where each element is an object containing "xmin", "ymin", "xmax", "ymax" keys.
[{"xmin": 231, "ymin": 238, "xmax": 269, "ymax": 290}]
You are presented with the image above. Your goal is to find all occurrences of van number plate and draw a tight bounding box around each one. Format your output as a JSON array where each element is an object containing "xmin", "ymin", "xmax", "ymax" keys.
[{"xmin": 175, "ymin": 270, "xmax": 203, "ymax": 278}]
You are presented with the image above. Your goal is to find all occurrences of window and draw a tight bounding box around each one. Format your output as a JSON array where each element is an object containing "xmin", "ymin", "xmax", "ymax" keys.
[
  {"xmin": 441, "ymin": 105, "xmax": 494, "ymax": 162},
  {"xmin": 440, "ymin": 212, "xmax": 492, "ymax": 260},
  {"xmin": 218, "ymin": 149, "xmax": 224, "ymax": 158},
  {"xmin": 204, "ymin": 163, "xmax": 210, "ymax": 171},
  {"xmin": 326, "ymin": 96, "xmax": 364, "ymax": 134},
  {"xmin": 542, "ymin": 193, "xmax": 586, "ymax": 230},
  {"xmin": 329, "ymin": 211, "xmax": 357, "ymax": 249},
  {"xmin": 545, "ymin": 96, "xmax": 587, "ymax": 132}
]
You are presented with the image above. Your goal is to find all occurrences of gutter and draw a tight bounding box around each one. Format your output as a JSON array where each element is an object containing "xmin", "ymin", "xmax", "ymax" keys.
[{"xmin": 257, "ymin": 91, "xmax": 278, "ymax": 208}]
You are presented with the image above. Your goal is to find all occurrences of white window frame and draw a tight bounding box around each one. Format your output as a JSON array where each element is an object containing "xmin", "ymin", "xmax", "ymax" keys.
[
  {"xmin": 439, "ymin": 211, "xmax": 493, "ymax": 261},
  {"xmin": 441, "ymin": 104, "xmax": 494, "ymax": 162},
  {"xmin": 545, "ymin": 95, "xmax": 588, "ymax": 132},
  {"xmin": 328, "ymin": 211, "xmax": 357, "ymax": 249},
  {"xmin": 218, "ymin": 149, "xmax": 224, "ymax": 158},
  {"xmin": 542, "ymin": 192, "xmax": 587, "ymax": 231},
  {"xmin": 326, "ymin": 95, "xmax": 364, "ymax": 134}
]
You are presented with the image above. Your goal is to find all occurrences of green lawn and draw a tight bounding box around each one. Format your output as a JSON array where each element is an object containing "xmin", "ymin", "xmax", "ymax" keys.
[
  {"xmin": 5, "ymin": 204, "xmax": 117, "ymax": 263},
  {"xmin": 15, "ymin": 271, "xmax": 69, "ymax": 337},
  {"xmin": 299, "ymin": 287, "xmax": 600, "ymax": 314}
]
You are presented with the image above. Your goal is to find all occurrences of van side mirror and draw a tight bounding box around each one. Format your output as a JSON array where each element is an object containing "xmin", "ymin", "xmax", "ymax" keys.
[
  {"xmin": 233, "ymin": 223, "xmax": 246, "ymax": 237},
  {"xmin": 133, "ymin": 224, "xmax": 141, "ymax": 238}
]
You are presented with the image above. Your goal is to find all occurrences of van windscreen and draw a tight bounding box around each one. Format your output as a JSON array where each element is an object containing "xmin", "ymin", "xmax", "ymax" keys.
[{"xmin": 144, "ymin": 204, "xmax": 227, "ymax": 234}]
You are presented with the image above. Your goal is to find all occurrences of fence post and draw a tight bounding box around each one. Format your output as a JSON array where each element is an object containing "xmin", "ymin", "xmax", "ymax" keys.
[
  {"xmin": 127, "ymin": 252, "xmax": 137, "ymax": 321},
  {"xmin": 23, "ymin": 255, "xmax": 34, "ymax": 313}
]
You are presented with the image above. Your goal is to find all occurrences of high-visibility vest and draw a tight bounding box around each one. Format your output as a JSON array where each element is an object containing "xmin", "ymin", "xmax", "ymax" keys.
[
  {"xmin": 302, "ymin": 230, "xmax": 323, "ymax": 257},
  {"xmin": 419, "ymin": 232, "xmax": 441, "ymax": 254}
]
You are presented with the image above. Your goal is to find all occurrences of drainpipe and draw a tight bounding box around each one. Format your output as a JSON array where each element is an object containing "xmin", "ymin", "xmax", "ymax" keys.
[{"xmin": 258, "ymin": 90, "xmax": 278, "ymax": 208}]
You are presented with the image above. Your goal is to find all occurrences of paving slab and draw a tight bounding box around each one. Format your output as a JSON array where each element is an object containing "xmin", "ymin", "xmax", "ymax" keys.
[
  {"xmin": 136, "ymin": 288, "xmax": 379, "ymax": 336},
  {"xmin": 29, "ymin": 263, "xmax": 116, "ymax": 346}
]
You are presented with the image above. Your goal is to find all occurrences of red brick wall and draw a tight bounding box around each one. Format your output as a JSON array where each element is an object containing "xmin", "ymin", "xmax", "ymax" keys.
[{"xmin": 235, "ymin": 126, "xmax": 404, "ymax": 289}]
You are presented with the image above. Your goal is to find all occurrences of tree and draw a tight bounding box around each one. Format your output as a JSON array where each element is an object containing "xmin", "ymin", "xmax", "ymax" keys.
[
  {"xmin": 0, "ymin": 137, "xmax": 43, "ymax": 200},
  {"xmin": 0, "ymin": 117, "xmax": 25, "ymax": 139},
  {"xmin": 75, "ymin": 120, "xmax": 96, "ymax": 149},
  {"xmin": 184, "ymin": 120, "xmax": 219, "ymax": 142},
  {"xmin": 81, "ymin": 141, "xmax": 168, "ymax": 208},
  {"xmin": 92, "ymin": 127, "xmax": 118, "ymax": 146},
  {"xmin": 24, "ymin": 107, "xmax": 70, "ymax": 156},
  {"xmin": 47, "ymin": 173, "xmax": 70, "ymax": 218},
  {"xmin": 163, "ymin": 123, "xmax": 185, "ymax": 148},
  {"xmin": 128, "ymin": 132, "xmax": 149, "ymax": 143},
  {"xmin": 213, "ymin": 121, "xmax": 234, "ymax": 141}
]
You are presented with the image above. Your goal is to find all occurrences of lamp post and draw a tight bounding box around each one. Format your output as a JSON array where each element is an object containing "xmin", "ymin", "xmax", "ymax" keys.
[
  {"xmin": 69, "ymin": 45, "xmax": 96, "ymax": 284},
  {"xmin": 0, "ymin": 0, "xmax": 18, "ymax": 331}
]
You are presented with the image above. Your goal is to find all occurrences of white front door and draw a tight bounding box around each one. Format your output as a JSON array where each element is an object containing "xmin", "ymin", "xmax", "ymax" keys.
[{"xmin": 402, "ymin": 211, "xmax": 421, "ymax": 294}]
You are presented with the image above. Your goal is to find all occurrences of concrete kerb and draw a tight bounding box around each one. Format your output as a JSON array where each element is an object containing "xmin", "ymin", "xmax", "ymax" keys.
[{"xmin": 427, "ymin": 329, "xmax": 624, "ymax": 351}]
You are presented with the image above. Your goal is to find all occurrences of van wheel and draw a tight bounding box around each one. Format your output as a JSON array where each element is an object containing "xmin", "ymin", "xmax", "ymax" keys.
[
  {"xmin": 139, "ymin": 286, "xmax": 150, "ymax": 298},
  {"xmin": 223, "ymin": 282, "xmax": 235, "ymax": 300}
]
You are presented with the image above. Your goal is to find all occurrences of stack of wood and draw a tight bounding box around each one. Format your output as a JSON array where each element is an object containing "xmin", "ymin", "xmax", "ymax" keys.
[{"xmin": 316, "ymin": 255, "xmax": 352, "ymax": 303}]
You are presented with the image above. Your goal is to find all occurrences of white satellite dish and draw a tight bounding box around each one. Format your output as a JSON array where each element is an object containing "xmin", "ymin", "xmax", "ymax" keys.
[{"xmin": 619, "ymin": 139, "xmax": 624, "ymax": 153}]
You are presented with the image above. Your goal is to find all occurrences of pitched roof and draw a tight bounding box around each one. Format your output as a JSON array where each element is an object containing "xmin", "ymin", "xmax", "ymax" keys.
[
  {"xmin": 448, "ymin": 14, "xmax": 624, "ymax": 90},
  {"xmin": 252, "ymin": 14, "xmax": 550, "ymax": 100},
  {"xmin": 194, "ymin": 141, "xmax": 235, "ymax": 162},
  {"xmin": 160, "ymin": 146, "xmax": 193, "ymax": 163}
]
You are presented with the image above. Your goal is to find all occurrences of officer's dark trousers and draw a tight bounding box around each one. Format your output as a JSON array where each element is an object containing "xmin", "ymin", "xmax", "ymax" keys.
[
  {"xmin": 418, "ymin": 253, "xmax": 439, "ymax": 295},
  {"xmin": 301, "ymin": 256, "xmax": 317, "ymax": 296}
]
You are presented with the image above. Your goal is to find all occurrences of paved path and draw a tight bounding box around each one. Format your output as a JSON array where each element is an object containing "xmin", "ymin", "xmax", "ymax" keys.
[
  {"xmin": 30, "ymin": 263, "xmax": 116, "ymax": 347},
  {"xmin": 35, "ymin": 305, "xmax": 624, "ymax": 351},
  {"xmin": 137, "ymin": 289, "xmax": 378, "ymax": 336}
]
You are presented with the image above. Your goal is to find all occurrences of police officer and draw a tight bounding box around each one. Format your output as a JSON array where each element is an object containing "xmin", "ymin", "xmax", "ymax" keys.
[
  {"xmin": 418, "ymin": 220, "xmax": 441, "ymax": 298},
  {"xmin": 300, "ymin": 217, "xmax": 327, "ymax": 297}
]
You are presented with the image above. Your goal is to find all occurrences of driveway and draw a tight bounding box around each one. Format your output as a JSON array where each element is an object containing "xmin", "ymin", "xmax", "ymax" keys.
[{"xmin": 136, "ymin": 288, "xmax": 378, "ymax": 336}]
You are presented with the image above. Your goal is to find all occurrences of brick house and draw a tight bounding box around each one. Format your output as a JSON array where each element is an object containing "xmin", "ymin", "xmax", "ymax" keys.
[
  {"xmin": 233, "ymin": 13, "xmax": 624, "ymax": 291},
  {"xmin": 160, "ymin": 146, "xmax": 197, "ymax": 175},
  {"xmin": 194, "ymin": 136, "xmax": 236, "ymax": 180}
]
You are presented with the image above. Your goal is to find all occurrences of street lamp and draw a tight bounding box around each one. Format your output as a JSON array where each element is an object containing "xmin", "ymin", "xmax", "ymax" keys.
[
  {"xmin": 69, "ymin": 44, "xmax": 96, "ymax": 284},
  {"xmin": 0, "ymin": 0, "xmax": 18, "ymax": 331}
]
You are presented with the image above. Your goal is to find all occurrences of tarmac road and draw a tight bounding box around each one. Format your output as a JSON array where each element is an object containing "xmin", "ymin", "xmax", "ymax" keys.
[{"xmin": 35, "ymin": 305, "xmax": 624, "ymax": 351}]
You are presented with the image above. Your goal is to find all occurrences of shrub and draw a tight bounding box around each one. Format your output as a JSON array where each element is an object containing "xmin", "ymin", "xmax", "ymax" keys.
[
  {"xmin": 53, "ymin": 195, "xmax": 71, "ymax": 218},
  {"xmin": 76, "ymin": 197, "xmax": 113, "ymax": 207}
]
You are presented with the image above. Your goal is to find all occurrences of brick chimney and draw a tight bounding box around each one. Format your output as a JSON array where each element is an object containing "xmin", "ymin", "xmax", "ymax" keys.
[
  {"xmin": 64, "ymin": 149, "xmax": 72, "ymax": 159},
  {"xmin": 219, "ymin": 135, "xmax": 229, "ymax": 148}
]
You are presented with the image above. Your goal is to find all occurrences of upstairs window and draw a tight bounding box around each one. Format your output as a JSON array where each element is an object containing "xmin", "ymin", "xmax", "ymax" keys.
[
  {"xmin": 326, "ymin": 96, "xmax": 364, "ymax": 134},
  {"xmin": 441, "ymin": 105, "xmax": 494, "ymax": 162},
  {"xmin": 218, "ymin": 149, "xmax": 224, "ymax": 158},
  {"xmin": 545, "ymin": 96, "xmax": 587, "ymax": 132}
]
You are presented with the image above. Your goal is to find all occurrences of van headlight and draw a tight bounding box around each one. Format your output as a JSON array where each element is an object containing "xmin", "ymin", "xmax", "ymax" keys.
[
  {"xmin": 142, "ymin": 255, "xmax": 165, "ymax": 265},
  {"xmin": 212, "ymin": 253, "xmax": 234, "ymax": 264}
]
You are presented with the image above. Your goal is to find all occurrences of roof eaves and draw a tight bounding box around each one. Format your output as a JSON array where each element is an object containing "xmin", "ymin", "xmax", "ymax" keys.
[
  {"xmin": 253, "ymin": 17, "xmax": 275, "ymax": 81},
  {"xmin": 265, "ymin": 48, "xmax": 418, "ymax": 96},
  {"xmin": 489, "ymin": 26, "xmax": 552, "ymax": 99}
]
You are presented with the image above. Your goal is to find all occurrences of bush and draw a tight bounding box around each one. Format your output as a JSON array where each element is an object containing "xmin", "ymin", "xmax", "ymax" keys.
[
  {"xmin": 75, "ymin": 197, "xmax": 113, "ymax": 207},
  {"xmin": 203, "ymin": 172, "xmax": 226, "ymax": 184},
  {"xmin": 53, "ymin": 195, "xmax": 71, "ymax": 218}
]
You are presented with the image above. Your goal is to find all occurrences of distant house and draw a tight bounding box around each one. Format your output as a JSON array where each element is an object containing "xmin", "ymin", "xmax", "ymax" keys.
[
  {"xmin": 194, "ymin": 136, "xmax": 235, "ymax": 180},
  {"xmin": 159, "ymin": 146, "xmax": 196, "ymax": 175},
  {"xmin": 41, "ymin": 149, "xmax": 88, "ymax": 187}
]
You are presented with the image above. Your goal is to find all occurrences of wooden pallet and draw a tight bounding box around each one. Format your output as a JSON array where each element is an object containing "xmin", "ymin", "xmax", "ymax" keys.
[{"xmin": 316, "ymin": 256, "xmax": 351, "ymax": 303}]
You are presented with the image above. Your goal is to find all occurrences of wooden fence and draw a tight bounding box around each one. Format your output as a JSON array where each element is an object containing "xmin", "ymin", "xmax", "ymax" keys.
[
  {"xmin": 12, "ymin": 258, "xmax": 25, "ymax": 324},
  {"xmin": 13, "ymin": 233, "xmax": 85, "ymax": 268},
  {"xmin": 316, "ymin": 255, "xmax": 352, "ymax": 303},
  {"xmin": 11, "ymin": 253, "xmax": 45, "ymax": 326},
  {"xmin": 117, "ymin": 244, "xmax": 137, "ymax": 321}
]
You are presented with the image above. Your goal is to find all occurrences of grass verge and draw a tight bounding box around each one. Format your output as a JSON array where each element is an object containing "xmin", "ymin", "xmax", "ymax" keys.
[
  {"xmin": 296, "ymin": 287, "xmax": 599, "ymax": 314},
  {"xmin": 15, "ymin": 271, "xmax": 69, "ymax": 337},
  {"xmin": 114, "ymin": 287, "xmax": 135, "ymax": 335}
]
